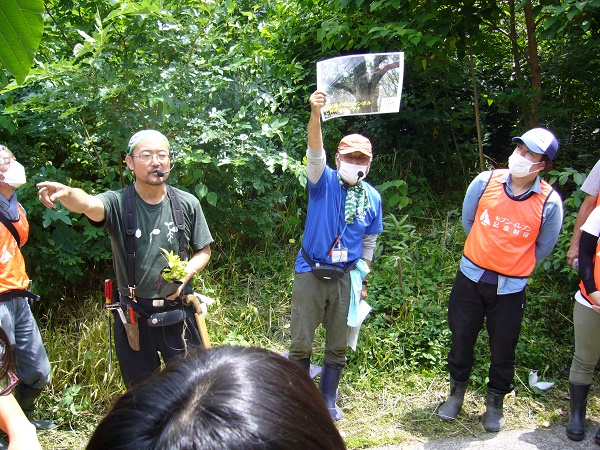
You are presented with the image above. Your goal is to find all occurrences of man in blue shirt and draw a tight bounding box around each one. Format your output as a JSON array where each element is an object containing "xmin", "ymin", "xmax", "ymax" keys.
[{"xmin": 288, "ymin": 90, "xmax": 383, "ymax": 421}]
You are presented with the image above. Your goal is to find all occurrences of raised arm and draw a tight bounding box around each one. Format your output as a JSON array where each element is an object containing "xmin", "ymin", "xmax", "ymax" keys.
[
  {"xmin": 308, "ymin": 91, "xmax": 326, "ymax": 151},
  {"xmin": 37, "ymin": 181, "xmax": 106, "ymax": 223}
]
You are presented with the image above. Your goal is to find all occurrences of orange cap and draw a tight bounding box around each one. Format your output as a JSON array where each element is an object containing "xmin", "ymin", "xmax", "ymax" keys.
[{"xmin": 337, "ymin": 134, "xmax": 372, "ymax": 156}]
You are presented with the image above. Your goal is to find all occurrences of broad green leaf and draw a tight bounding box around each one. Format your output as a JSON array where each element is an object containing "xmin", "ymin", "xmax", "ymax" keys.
[
  {"xmin": 206, "ymin": 192, "xmax": 218, "ymax": 206},
  {"xmin": 42, "ymin": 208, "xmax": 72, "ymax": 228},
  {"xmin": 0, "ymin": 0, "xmax": 44, "ymax": 84}
]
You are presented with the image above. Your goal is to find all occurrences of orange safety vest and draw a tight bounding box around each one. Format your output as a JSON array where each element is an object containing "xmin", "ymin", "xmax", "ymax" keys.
[
  {"xmin": 0, "ymin": 204, "xmax": 30, "ymax": 292},
  {"xmin": 463, "ymin": 170, "xmax": 554, "ymax": 277}
]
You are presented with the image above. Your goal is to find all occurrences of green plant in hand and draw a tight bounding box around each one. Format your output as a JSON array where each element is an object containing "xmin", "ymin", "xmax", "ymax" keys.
[{"xmin": 160, "ymin": 249, "xmax": 188, "ymax": 282}]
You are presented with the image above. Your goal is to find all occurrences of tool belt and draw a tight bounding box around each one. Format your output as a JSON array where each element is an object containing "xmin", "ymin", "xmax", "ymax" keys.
[{"xmin": 118, "ymin": 294, "xmax": 187, "ymax": 327}]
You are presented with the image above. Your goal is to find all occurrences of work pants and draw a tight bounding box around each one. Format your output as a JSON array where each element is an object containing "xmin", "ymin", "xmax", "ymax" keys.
[
  {"xmin": 113, "ymin": 303, "xmax": 202, "ymax": 389},
  {"xmin": 0, "ymin": 297, "xmax": 50, "ymax": 389},
  {"xmin": 447, "ymin": 270, "xmax": 526, "ymax": 393},
  {"xmin": 570, "ymin": 300, "xmax": 600, "ymax": 385},
  {"xmin": 289, "ymin": 271, "xmax": 351, "ymax": 366}
]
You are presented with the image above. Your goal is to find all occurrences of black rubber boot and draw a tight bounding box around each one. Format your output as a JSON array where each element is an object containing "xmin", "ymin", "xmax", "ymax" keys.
[
  {"xmin": 438, "ymin": 378, "xmax": 468, "ymax": 422},
  {"xmin": 319, "ymin": 363, "xmax": 343, "ymax": 421},
  {"xmin": 295, "ymin": 358, "xmax": 311, "ymax": 373},
  {"xmin": 484, "ymin": 387, "xmax": 506, "ymax": 432},
  {"xmin": 13, "ymin": 383, "xmax": 57, "ymax": 430},
  {"xmin": 566, "ymin": 382, "xmax": 591, "ymax": 441},
  {"xmin": 594, "ymin": 427, "xmax": 600, "ymax": 445}
]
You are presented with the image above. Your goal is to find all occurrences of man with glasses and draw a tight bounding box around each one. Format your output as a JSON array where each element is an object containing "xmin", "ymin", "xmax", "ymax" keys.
[
  {"xmin": 0, "ymin": 145, "xmax": 56, "ymax": 435},
  {"xmin": 37, "ymin": 130, "xmax": 213, "ymax": 388},
  {"xmin": 288, "ymin": 91, "xmax": 383, "ymax": 421}
]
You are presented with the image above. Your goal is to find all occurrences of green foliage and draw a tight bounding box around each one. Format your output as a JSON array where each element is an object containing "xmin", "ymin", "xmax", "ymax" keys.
[
  {"xmin": 159, "ymin": 248, "xmax": 188, "ymax": 282},
  {"xmin": 2, "ymin": 0, "xmax": 599, "ymax": 446},
  {"xmin": 0, "ymin": 0, "xmax": 44, "ymax": 84},
  {"xmin": 0, "ymin": 0, "xmax": 597, "ymax": 300}
]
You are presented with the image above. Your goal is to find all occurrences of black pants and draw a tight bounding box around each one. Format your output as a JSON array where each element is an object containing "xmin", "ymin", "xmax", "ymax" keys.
[
  {"xmin": 447, "ymin": 270, "xmax": 526, "ymax": 393},
  {"xmin": 113, "ymin": 304, "xmax": 202, "ymax": 389}
]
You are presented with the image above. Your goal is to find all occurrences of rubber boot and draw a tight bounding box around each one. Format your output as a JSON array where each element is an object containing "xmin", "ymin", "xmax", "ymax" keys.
[
  {"xmin": 438, "ymin": 378, "xmax": 468, "ymax": 422},
  {"xmin": 484, "ymin": 387, "xmax": 506, "ymax": 432},
  {"xmin": 13, "ymin": 383, "xmax": 57, "ymax": 430},
  {"xmin": 594, "ymin": 427, "xmax": 600, "ymax": 445},
  {"xmin": 319, "ymin": 363, "xmax": 343, "ymax": 421},
  {"xmin": 566, "ymin": 382, "xmax": 591, "ymax": 441},
  {"xmin": 295, "ymin": 358, "xmax": 311, "ymax": 373}
]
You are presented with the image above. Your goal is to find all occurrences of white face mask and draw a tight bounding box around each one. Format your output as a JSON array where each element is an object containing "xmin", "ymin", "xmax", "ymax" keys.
[
  {"xmin": 508, "ymin": 153, "xmax": 542, "ymax": 178},
  {"xmin": 1, "ymin": 160, "xmax": 26, "ymax": 188},
  {"xmin": 338, "ymin": 161, "xmax": 368, "ymax": 186}
]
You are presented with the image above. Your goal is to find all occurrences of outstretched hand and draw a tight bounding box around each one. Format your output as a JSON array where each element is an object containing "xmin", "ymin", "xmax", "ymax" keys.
[{"xmin": 37, "ymin": 181, "xmax": 69, "ymax": 209}]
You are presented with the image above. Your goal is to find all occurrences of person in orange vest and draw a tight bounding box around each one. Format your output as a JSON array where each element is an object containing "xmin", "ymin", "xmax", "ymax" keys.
[
  {"xmin": 565, "ymin": 203, "xmax": 600, "ymax": 443},
  {"xmin": 437, "ymin": 128, "xmax": 563, "ymax": 432},
  {"xmin": 0, "ymin": 145, "xmax": 56, "ymax": 437}
]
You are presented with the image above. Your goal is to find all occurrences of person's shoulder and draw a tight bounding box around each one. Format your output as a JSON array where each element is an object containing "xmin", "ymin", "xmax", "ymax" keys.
[
  {"xmin": 168, "ymin": 185, "xmax": 200, "ymax": 205},
  {"xmin": 590, "ymin": 159, "xmax": 600, "ymax": 174},
  {"xmin": 484, "ymin": 169, "xmax": 502, "ymax": 178},
  {"xmin": 311, "ymin": 165, "xmax": 334, "ymax": 188},
  {"xmin": 363, "ymin": 181, "xmax": 382, "ymax": 199},
  {"xmin": 469, "ymin": 169, "xmax": 495, "ymax": 186}
]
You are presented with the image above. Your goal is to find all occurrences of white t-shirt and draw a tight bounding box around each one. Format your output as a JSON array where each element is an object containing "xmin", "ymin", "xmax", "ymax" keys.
[{"xmin": 581, "ymin": 160, "xmax": 600, "ymax": 197}]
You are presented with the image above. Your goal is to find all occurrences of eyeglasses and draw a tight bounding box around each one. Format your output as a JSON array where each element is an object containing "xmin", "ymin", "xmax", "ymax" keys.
[
  {"xmin": 0, "ymin": 370, "xmax": 18, "ymax": 396},
  {"xmin": 130, "ymin": 152, "xmax": 170, "ymax": 163}
]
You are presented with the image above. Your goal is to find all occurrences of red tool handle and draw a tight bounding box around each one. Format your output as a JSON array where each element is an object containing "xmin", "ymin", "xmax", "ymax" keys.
[
  {"xmin": 104, "ymin": 279, "xmax": 113, "ymax": 306},
  {"xmin": 128, "ymin": 307, "xmax": 137, "ymax": 325}
]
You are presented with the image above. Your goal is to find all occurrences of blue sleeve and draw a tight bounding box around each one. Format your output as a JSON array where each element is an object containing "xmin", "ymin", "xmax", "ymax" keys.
[
  {"xmin": 535, "ymin": 190, "xmax": 564, "ymax": 261},
  {"xmin": 366, "ymin": 196, "xmax": 383, "ymax": 235},
  {"xmin": 462, "ymin": 172, "xmax": 491, "ymax": 235}
]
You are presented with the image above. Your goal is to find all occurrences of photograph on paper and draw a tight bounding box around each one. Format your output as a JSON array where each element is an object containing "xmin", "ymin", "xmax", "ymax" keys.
[{"xmin": 317, "ymin": 52, "xmax": 404, "ymax": 121}]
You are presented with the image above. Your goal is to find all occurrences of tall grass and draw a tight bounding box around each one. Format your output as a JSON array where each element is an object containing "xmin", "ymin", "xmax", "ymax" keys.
[{"xmin": 33, "ymin": 197, "xmax": 589, "ymax": 449}]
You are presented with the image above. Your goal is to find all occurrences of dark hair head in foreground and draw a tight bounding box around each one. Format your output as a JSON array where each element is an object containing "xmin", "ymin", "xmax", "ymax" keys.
[{"xmin": 86, "ymin": 345, "xmax": 346, "ymax": 450}]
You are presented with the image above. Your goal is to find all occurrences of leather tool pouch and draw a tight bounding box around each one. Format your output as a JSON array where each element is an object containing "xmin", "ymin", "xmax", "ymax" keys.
[
  {"xmin": 147, "ymin": 309, "xmax": 186, "ymax": 327},
  {"xmin": 123, "ymin": 323, "xmax": 140, "ymax": 351}
]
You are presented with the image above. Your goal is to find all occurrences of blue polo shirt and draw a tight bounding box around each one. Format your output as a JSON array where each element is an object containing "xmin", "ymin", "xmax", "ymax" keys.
[{"xmin": 294, "ymin": 165, "xmax": 383, "ymax": 273}]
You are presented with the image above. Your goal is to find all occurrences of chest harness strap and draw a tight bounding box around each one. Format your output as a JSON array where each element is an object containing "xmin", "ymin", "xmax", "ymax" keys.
[{"xmin": 124, "ymin": 184, "xmax": 187, "ymax": 301}]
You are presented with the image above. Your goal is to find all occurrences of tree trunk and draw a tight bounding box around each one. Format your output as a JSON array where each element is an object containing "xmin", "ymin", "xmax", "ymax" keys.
[
  {"xmin": 524, "ymin": 2, "xmax": 541, "ymax": 126},
  {"xmin": 469, "ymin": 36, "xmax": 485, "ymax": 172}
]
